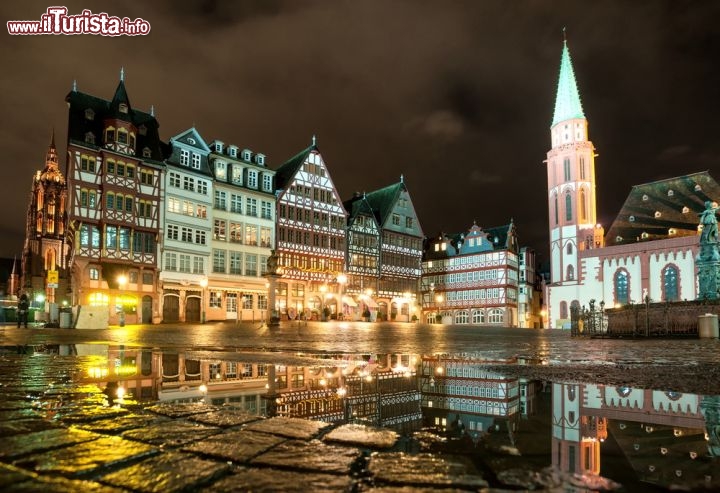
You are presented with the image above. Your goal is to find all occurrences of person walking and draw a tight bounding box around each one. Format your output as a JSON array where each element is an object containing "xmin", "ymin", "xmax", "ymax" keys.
[{"xmin": 17, "ymin": 294, "xmax": 29, "ymax": 328}]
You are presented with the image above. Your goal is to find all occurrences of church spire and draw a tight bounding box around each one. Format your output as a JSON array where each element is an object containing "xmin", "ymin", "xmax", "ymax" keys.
[{"xmin": 551, "ymin": 36, "xmax": 585, "ymax": 127}]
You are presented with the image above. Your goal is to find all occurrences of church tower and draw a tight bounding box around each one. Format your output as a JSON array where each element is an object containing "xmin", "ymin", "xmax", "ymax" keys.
[
  {"xmin": 546, "ymin": 37, "xmax": 602, "ymax": 286},
  {"xmin": 20, "ymin": 132, "xmax": 71, "ymax": 309}
]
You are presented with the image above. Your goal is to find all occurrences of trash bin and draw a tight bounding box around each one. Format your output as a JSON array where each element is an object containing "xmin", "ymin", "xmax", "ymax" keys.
[
  {"xmin": 59, "ymin": 310, "xmax": 73, "ymax": 329},
  {"xmin": 698, "ymin": 313, "xmax": 719, "ymax": 338}
]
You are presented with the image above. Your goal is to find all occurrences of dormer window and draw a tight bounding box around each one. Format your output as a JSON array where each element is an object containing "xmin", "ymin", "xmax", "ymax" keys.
[
  {"xmin": 85, "ymin": 108, "xmax": 95, "ymax": 120},
  {"xmin": 256, "ymin": 153, "xmax": 266, "ymax": 166},
  {"xmin": 138, "ymin": 125, "xmax": 147, "ymax": 136},
  {"xmin": 119, "ymin": 103, "xmax": 128, "ymax": 114},
  {"xmin": 641, "ymin": 232, "xmax": 649, "ymax": 239},
  {"xmin": 187, "ymin": 137, "xmax": 196, "ymax": 145},
  {"xmin": 629, "ymin": 215, "xmax": 635, "ymax": 222},
  {"xmin": 695, "ymin": 184, "xmax": 702, "ymax": 192},
  {"xmin": 642, "ymin": 194, "xmax": 649, "ymax": 201},
  {"xmin": 85, "ymin": 132, "xmax": 95, "ymax": 144},
  {"xmin": 616, "ymin": 236, "xmax": 623, "ymax": 242},
  {"xmin": 247, "ymin": 170, "xmax": 258, "ymax": 189},
  {"xmin": 682, "ymin": 206, "xmax": 690, "ymax": 214},
  {"xmin": 669, "ymin": 228, "xmax": 677, "ymax": 236},
  {"xmin": 668, "ymin": 189, "xmax": 674, "ymax": 197},
  {"xmin": 654, "ymin": 211, "xmax": 661, "ymax": 218},
  {"xmin": 242, "ymin": 149, "xmax": 251, "ymax": 161},
  {"xmin": 142, "ymin": 147, "xmax": 152, "ymax": 158},
  {"xmin": 180, "ymin": 149, "xmax": 189, "ymax": 166},
  {"xmin": 215, "ymin": 142, "xmax": 223, "ymax": 153},
  {"xmin": 216, "ymin": 161, "xmax": 227, "ymax": 180},
  {"xmin": 192, "ymin": 153, "xmax": 201, "ymax": 169}
]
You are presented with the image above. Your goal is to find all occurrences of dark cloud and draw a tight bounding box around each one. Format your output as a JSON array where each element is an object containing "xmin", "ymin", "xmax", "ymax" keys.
[{"xmin": 0, "ymin": 0, "xmax": 718, "ymax": 263}]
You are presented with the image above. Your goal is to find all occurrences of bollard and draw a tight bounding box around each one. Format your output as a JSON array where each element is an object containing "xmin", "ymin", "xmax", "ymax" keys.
[{"xmin": 698, "ymin": 313, "xmax": 719, "ymax": 338}]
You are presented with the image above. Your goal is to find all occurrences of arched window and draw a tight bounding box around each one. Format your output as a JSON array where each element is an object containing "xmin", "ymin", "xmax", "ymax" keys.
[
  {"xmin": 560, "ymin": 301, "xmax": 568, "ymax": 319},
  {"xmin": 472, "ymin": 310, "xmax": 484, "ymax": 324},
  {"xmin": 455, "ymin": 311, "xmax": 469, "ymax": 324},
  {"xmin": 580, "ymin": 188, "xmax": 587, "ymax": 221},
  {"xmin": 579, "ymin": 156, "xmax": 585, "ymax": 180},
  {"xmin": 489, "ymin": 309, "xmax": 504, "ymax": 324},
  {"xmin": 554, "ymin": 194, "xmax": 559, "ymax": 225},
  {"xmin": 663, "ymin": 265, "xmax": 679, "ymax": 301},
  {"xmin": 565, "ymin": 192, "xmax": 572, "ymax": 222},
  {"xmin": 614, "ymin": 270, "xmax": 629, "ymax": 305},
  {"xmin": 106, "ymin": 192, "xmax": 115, "ymax": 210},
  {"xmin": 563, "ymin": 158, "xmax": 571, "ymax": 181},
  {"xmin": 566, "ymin": 265, "xmax": 575, "ymax": 281}
]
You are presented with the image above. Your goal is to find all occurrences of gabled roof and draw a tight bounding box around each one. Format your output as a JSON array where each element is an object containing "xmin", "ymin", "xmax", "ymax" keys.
[
  {"xmin": 605, "ymin": 171, "xmax": 720, "ymax": 246},
  {"xmin": 364, "ymin": 181, "xmax": 405, "ymax": 226},
  {"xmin": 423, "ymin": 221, "xmax": 516, "ymax": 260},
  {"xmin": 109, "ymin": 80, "xmax": 131, "ymax": 120},
  {"xmin": 552, "ymin": 40, "xmax": 585, "ymax": 127},
  {"xmin": 65, "ymin": 83, "xmax": 168, "ymax": 162},
  {"xmin": 343, "ymin": 193, "xmax": 377, "ymax": 226},
  {"xmin": 274, "ymin": 143, "xmax": 316, "ymax": 191}
]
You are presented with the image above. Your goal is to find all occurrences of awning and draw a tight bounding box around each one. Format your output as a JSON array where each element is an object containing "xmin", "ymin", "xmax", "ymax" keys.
[
  {"xmin": 342, "ymin": 295, "xmax": 357, "ymax": 307},
  {"xmin": 362, "ymin": 297, "xmax": 378, "ymax": 308}
]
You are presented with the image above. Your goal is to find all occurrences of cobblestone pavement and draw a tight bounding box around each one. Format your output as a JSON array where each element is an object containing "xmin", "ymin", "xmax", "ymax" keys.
[{"xmin": 1, "ymin": 323, "xmax": 719, "ymax": 491}]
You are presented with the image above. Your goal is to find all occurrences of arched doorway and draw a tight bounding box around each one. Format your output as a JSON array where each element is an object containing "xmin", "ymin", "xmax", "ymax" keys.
[
  {"xmin": 141, "ymin": 296, "xmax": 153, "ymax": 324},
  {"xmin": 163, "ymin": 294, "xmax": 179, "ymax": 323},
  {"xmin": 186, "ymin": 296, "xmax": 200, "ymax": 323}
]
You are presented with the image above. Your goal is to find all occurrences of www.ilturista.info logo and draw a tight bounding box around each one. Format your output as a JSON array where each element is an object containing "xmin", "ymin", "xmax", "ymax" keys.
[{"xmin": 7, "ymin": 7, "xmax": 151, "ymax": 36}]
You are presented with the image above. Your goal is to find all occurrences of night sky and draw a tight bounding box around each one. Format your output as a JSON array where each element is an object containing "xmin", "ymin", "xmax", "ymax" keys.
[{"xmin": 1, "ymin": 1, "xmax": 719, "ymax": 264}]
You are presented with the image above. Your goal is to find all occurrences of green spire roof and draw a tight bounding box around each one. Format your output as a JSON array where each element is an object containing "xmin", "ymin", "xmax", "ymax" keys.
[{"xmin": 551, "ymin": 40, "xmax": 585, "ymax": 127}]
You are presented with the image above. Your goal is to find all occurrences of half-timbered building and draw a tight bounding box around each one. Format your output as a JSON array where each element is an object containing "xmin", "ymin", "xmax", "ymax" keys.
[
  {"xmin": 343, "ymin": 192, "xmax": 381, "ymax": 319},
  {"xmin": 159, "ymin": 128, "xmax": 213, "ymax": 322},
  {"xmin": 421, "ymin": 222, "xmax": 520, "ymax": 326},
  {"xmin": 273, "ymin": 139, "xmax": 347, "ymax": 319},
  {"xmin": 207, "ymin": 139, "xmax": 275, "ymax": 322},
  {"xmin": 20, "ymin": 133, "xmax": 72, "ymax": 317},
  {"xmin": 65, "ymin": 75, "xmax": 166, "ymax": 326},
  {"xmin": 363, "ymin": 178, "xmax": 423, "ymax": 321}
]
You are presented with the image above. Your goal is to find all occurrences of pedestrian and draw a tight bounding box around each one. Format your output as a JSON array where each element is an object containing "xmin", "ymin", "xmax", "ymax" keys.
[{"xmin": 17, "ymin": 293, "xmax": 30, "ymax": 328}]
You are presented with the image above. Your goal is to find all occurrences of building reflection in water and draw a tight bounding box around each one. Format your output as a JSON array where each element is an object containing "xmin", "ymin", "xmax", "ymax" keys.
[{"xmin": 68, "ymin": 344, "xmax": 719, "ymax": 489}]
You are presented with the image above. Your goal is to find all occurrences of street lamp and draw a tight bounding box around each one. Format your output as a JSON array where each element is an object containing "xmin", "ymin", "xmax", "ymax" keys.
[
  {"xmin": 117, "ymin": 274, "xmax": 127, "ymax": 327},
  {"xmin": 200, "ymin": 278, "xmax": 208, "ymax": 323}
]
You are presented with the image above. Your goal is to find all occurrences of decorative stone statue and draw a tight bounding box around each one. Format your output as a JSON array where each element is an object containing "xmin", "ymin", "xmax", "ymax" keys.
[
  {"xmin": 266, "ymin": 249, "xmax": 279, "ymax": 275},
  {"xmin": 700, "ymin": 201, "xmax": 719, "ymax": 245},
  {"xmin": 696, "ymin": 201, "xmax": 720, "ymax": 300}
]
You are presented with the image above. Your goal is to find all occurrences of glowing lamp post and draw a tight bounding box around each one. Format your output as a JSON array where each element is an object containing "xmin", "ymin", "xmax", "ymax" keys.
[
  {"xmin": 200, "ymin": 278, "xmax": 208, "ymax": 323},
  {"xmin": 117, "ymin": 275, "xmax": 127, "ymax": 327}
]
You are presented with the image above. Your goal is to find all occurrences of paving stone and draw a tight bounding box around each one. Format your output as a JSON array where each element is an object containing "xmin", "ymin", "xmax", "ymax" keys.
[
  {"xmin": 188, "ymin": 409, "xmax": 264, "ymax": 428},
  {"xmin": 75, "ymin": 413, "xmax": 171, "ymax": 434},
  {"xmin": 251, "ymin": 439, "xmax": 361, "ymax": 474},
  {"xmin": 122, "ymin": 419, "xmax": 222, "ymax": 448},
  {"xmin": 361, "ymin": 487, "xmax": 477, "ymax": 493},
  {"xmin": 0, "ymin": 463, "xmax": 33, "ymax": 488},
  {"xmin": 0, "ymin": 418, "xmax": 60, "ymax": 436},
  {"xmin": 368, "ymin": 452, "xmax": 489, "ymax": 489},
  {"xmin": 58, "ymin": 405, "xmax": 130, "ymax": 424},
  {"xmin": 210, "ymin": 467, "xmax": 355, "ymax": 492},
  {"xmin": 99, "ymin": 451, "xmax": 229, "ymax": 493},
  {"xmin": 242, "ymin": 416, "xmax": 330, "ymax": 439},
  {"xmin": 0, "ymin": 427, "xmax": 102, "ymax": 460},
  {"xmin": 183, "ymin": 429, "xmax": 285, "ymax": 463},
  {"xmin": 3, "ymin": 476, "xmax": 125, "ymax": 492},
  {"xmin": 324, "ymin": 423, "xmax": 399, "ymax": 449},
  {"xmin": 13, "ymin": 435, "xmax": 158, "ymax": 478},
  {"xmin": 145, "ymin": 402, "xmax": 219, "ymax": 418}
]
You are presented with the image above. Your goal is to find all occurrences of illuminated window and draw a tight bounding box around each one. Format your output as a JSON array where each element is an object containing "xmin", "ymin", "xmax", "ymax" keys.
[
  {"xmin": 663, "ymin": 265, "xmax": 679, "ymax": 302},
  {"xmin": 89, "ymin": 267, "xmax": 100, "ymax": 280},
  {"xmin": 88, "ymin": 292, "xmax": 109, "ymax": 306},
  {"xmin": 614, "ymin": 270, "xmax": 629, "ymax": 305}
]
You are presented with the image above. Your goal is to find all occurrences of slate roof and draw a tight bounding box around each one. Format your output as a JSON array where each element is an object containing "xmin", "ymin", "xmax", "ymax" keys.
[
  {"xmin": 343, "ymin": 193, "xmax": 376, "ymax": 225},
  {"xmin": 364, "ymin": 182, "xmax": 405, "ymax": 226},
  {"xmin": 273, "ymin": 143, "xmax": 316, "ymax": 191},
  {"xmin": 423, "ymin": 222, "xmax": 515, "ymax": 261},
  {"xmin": 552, "ymin": 40, "xmax": 585, "ymax": 126},
  {"xmin": 65, "ymin": 81, "xmax": 168, "ymax": 162},
  {"xmin": 604, "ymin": 171, "xmax": 720, "ymax": 246}
]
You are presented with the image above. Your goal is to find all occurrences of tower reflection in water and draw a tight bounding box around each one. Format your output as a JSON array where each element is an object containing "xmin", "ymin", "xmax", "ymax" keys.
[{"xmin": 71, "ymin": 344, "xmax": 718, "ymax": 490}]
